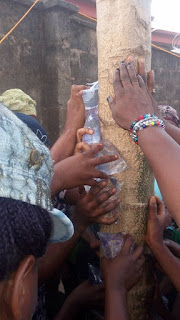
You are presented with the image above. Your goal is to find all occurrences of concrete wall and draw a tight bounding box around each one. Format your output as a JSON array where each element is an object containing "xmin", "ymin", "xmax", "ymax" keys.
[
  {"xmin": 152, "ymin": 47, "xmax": 180, "ymax": 114},
  {"xmin": 0, "ymin": 0, "xmax": 179, "ymax": 144},
  {"xmin": 0, "ymin": 0, "xmax": 43, "ymax": 115}
]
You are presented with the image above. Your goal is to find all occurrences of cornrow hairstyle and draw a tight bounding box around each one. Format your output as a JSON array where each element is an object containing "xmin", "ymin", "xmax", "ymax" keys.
[{"xmin": 0, "ymin": 197, "xmax": 52, "ymax": 281}]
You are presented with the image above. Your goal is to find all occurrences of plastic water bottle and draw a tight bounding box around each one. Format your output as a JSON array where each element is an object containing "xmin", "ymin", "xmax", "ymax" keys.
[
  {"xmin": 82, "ymin": 82, "xmax": 128, "ymax": 177},
  {"xmin": 82, "ymin": 82, "xmax": 101, "ymax": 144},
  {"xmin": 83, "ymin": 108, "xmax": 101, "ymax": 144},
  {"xmin": 83, "ymin": 81, "xmax": 98, "ymax": 111}
]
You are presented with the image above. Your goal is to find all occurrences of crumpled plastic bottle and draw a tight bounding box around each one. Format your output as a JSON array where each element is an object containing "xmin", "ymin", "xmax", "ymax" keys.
[
  {"xmin": 98, "ymin": 232, "xmax": 135, "ymax": 259},
  {"xmin": 88, "ymin": 263, "xmax": 103, "ymax": 285},
  {"xmin": 96, "ymin": 138, "xmax": 128, "ymax": 175},
  {"xmin": 98, "ymin": 177, "xmax": 123, "ymax": 221}
]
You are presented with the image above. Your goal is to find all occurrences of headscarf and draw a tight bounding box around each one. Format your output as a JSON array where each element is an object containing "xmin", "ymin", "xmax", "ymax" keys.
[
  {"xmin": 15, "ymin": 112, "xmax": 50, "ymax": 148},
  {"xmin": 158, "ymin": 105, "xmax": 180, "ymax": 127},
  {"xmin": 0, "ymin": 89, "xmax": 37, "ymax": 116}
]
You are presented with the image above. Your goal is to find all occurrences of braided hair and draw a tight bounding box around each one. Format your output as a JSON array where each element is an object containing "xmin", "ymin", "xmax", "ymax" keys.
[{"xmin": 0, "ymin": 197, "xmax": 52, "ymax": 281}]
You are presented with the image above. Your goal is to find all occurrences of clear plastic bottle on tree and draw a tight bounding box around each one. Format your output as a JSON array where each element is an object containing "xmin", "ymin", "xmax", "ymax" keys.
[
  {"xmin": 82, "ymin": 81, "xmax": 128, "ymax": 176},
  {"xmin": 82, "ymin": 81, "xmax": 101, "ymax": 144}
]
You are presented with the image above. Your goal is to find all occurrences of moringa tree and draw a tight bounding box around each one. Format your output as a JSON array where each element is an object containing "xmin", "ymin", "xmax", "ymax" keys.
[{"xmin": 96, "ymin": 0, "xmax": 154, "ymax": 318}]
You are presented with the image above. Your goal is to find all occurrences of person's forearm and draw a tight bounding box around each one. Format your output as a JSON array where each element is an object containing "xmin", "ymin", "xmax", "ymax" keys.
[
  {"xmin": 38, "ymin": 217, "xmax": 86, "ymax": 284},
  {"xmin": 50, "ymin": 163, "xmax": 65, "ymax": 197},
  {"xmin": 105, "ymin": 288, "xmax": 129, "ymax": 320},
  {"xmin": 51, "ymin": 128, "xmax": 77, "ymax": 164},
  {"xmin": 149, "ymin": 241, "xmax": 180, "ymax": 292},
  {"xmin": 138, "ymin": 127, "xmax": 180, "ymax": 227},
  {"xmin": 38, "ymin": 231, "xmax": 80, "ymax": 284},
  {"xmin": 164, "ymin": 120, "xmax": 180, "ymax": 146},
  {"xmin": 53, "ymin": 294, "xmax": 80, "ymax": 320}
]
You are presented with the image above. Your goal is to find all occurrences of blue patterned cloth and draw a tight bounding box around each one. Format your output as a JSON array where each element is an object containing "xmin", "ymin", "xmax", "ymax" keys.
[{"xmin": 0, "ymin": 103, "xmax": 74, "ymax": 243}]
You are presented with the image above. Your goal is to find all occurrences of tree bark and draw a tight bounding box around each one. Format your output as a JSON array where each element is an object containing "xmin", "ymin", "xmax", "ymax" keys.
[{"xmin": 96, "ymin": 0, "xmax": 154, "ymax": 319}]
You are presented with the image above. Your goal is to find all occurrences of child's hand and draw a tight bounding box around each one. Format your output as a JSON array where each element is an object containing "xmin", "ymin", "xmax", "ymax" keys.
[
  {"xmin": 102, "ymin": 235, "xmax": 145, "ymax": 292},
  {"xmin": 164, "ymin": 239, "xmax": 180, "ymax": 258},
  {"xmin": 64, "ymin": 85, "xmax": 87, "ymax": 133},
  {"xmin": 81, "ymin": 227, "xmax": 100, "ymax": 253},
  {"xmin": 54, "ymin": 281, "xmax": 104, "ymax": 320},
  {"xmin": 73, "ymin": 181, "xmax": 119, "ymax": 229},
  {"xmin": 146, "ymin": 196, "xmax": 171, "ymax": 248},
  {"xmin": 69, "ymin": 281, "xmax": 105, "ymax": 310},
  {"xmin": 77, "ymin": 128, "xmax": 94, "ymax": 144},
  {"xmin": 143, "ymin": 277, "xmax": 175, "ymax": 320},
  {"xmin": 74, "ymin": 128, "xmax": 93, "ymax": 154},
  {"xmin": 51, "ymin": 144, "xmax": 119, "ymax": 196}
]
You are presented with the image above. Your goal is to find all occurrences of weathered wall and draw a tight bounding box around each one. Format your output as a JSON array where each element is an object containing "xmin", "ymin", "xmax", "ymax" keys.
[
  {"xmin": 0, "ymin": 0, "xmax": 179, "ymax": 144},
  {"xmin": 70, "ymin": 16, "xmax": 97, "ymax": 85},
  {"xmin": 0, "ymin": 0, "xmax": 43, "ymax": 115},
  {"xmin": 152, "ymin": 47, "xmax": 180, "ymax": 114},
  {"xmin": 0, "ymin": 0, "xmax": 97, "ymax": 144},
  {"xmin": 41, "ymin": 1, "xmax": 78, "ymax": 143}
]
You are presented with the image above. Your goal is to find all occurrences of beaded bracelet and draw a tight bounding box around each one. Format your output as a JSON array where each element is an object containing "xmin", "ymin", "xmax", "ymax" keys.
[
  {"xmin": 129, "ymin": 114, "xmax": 165, "ymax": 144},
  {"xmin": 129, "ymin": 114, "xmax": 156, "ymax": 130}
]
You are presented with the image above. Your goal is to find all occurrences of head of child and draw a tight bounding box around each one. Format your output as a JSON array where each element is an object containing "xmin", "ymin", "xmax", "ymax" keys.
[
  {"xmin": 0, "ymin": 198, "xmax": 51, "ymax": 320},
  {"xmin": 0, "ymin": 103, "xmax": 73, "ymax": 320}
]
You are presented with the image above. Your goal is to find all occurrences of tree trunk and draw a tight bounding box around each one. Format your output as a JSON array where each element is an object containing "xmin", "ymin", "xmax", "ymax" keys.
[{"xmin": 96, "ymin": 0, "xmax": 154, "ymax": 319}]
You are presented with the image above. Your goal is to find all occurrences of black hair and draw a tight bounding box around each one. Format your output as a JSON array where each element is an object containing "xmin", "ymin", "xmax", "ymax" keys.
[{"xmin": 0, "ymin": 197, "xmax": 52, "ymax": 281}]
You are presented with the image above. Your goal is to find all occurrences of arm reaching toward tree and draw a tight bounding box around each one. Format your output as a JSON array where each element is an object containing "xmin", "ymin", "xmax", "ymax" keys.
[
  {"xmin": 54, "ymin": 281, "xmax": 104, "ymax": 320},
  {"xmin": 51, "ymin": 143, "xmax": 118, "ymax": 196},
  {"xmin": 50, "ymin": 85, "xmax": 87, "ymax": 164},
  {"xmin": 102, "ymin": 236, "xmax": 145, "ymax": 320},
  {"xmin": 146, "ymin": 196, "xmax": 180, "ymax": 292},
  {"xmin": 39, "ymin": 181, "xmax": 119, "ymax": 283},
  {"xmin": 108, "ymin": 60, "xmax": 180, "ymax": 227}
]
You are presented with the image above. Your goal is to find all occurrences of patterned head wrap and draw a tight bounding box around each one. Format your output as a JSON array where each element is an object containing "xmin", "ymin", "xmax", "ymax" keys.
[
  {"xmin": 0, "ymin": 102, "xmax": 74, "ymax": 243},
  {"xmin": 0, "ymin": 89, "xmax": 37, "ymax": 116},
  {"xmin": 158, "ymin": 105, "xmax": 180, "ymax": 127}
]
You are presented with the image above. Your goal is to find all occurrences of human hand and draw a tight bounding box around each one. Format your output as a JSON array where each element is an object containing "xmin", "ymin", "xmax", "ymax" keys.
[
  {"xmin": 64, "ymin": 188, "xmax": 82, "ymax": 205},
  {"xmin": 51, "ymin": 144, "xmax": 118, "ymax": 195},
  {"xmin": 54, "ymin": 281, "xmax": 104, "ymax": 320},
  {"xmin": 73, "ymin": 180, "xmax": 119, "ymax": 230},
  {"xmin": 74, "ymin": 128, "xmax": 93, "ymax": 154},
  {"xmin": 102, "ymin": 235, "xmax": 145, "ymax": 292},
  {"xmin": 146, "ymin": 196, "xmax": 171, "ymax": 248},
  {"xmin": 136, "ymin": 57, "xmax": 155, "ymax": 94},
  {"xmin": 81, "ymin": 227, "xmax": 100, "ymax": 252},
  {"xmin": 69, "ymin": 281, "xmax": 105, "ymax": 310},
  {"xmin": 108, "ymin": 61, "xmax": 154, "ymax": 130},
  {"xmin": 64, "ymin": 85, "xmax": 87, "ymax": 133},
  {"xmin": 144, "ymin": 277, "xmax": 174, "ymax": 320},
  {"xmin": 164, "ymin": 239, "xmax": 180, "ymax": 258},
  {"xmin": 127, "ymin": 56, "xmax": 155, "ymax": 95}
]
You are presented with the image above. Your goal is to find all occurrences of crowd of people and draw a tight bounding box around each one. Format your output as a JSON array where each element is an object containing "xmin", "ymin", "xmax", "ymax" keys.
[{"xmin": 0, "ymin": 58, "xmax": 179, "ymax": 320}]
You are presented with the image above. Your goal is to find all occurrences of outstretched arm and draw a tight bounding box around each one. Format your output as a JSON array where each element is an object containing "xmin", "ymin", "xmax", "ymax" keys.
[
  {"xmin": 105, "ymin": 289, "xmax": 129, "ymax": 320},
  {"xmin": 54, "ymin": 281, "xmax": 104, "ymax": 320},
  {"xmin": 39, "ymin": 181, "xmax": 119, "ymax": 283},
  {"xmin": 146, "ymin": 196, "xmax": 180, "ymax": 292},
  {"xmin": 50, "ymin": 144, "xmax": 118, "ymax": 196},
  {"xmin": 51, "ymin": 85, "xmax": 86, "ymax": 164},
  {"xmin": 163, "ymin": 120, "xmax": 180, "ymax": 145},
  {"xmin": 108, "ymin": 60, "xmax": 180, "ymax": 227},
  {"xmin": 138, "ymin": 126, "xmax": 180, "ymax": 226},
  {"xmin": 102, "ymin": 236, "xmax": 145, "ymax": 320}
]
